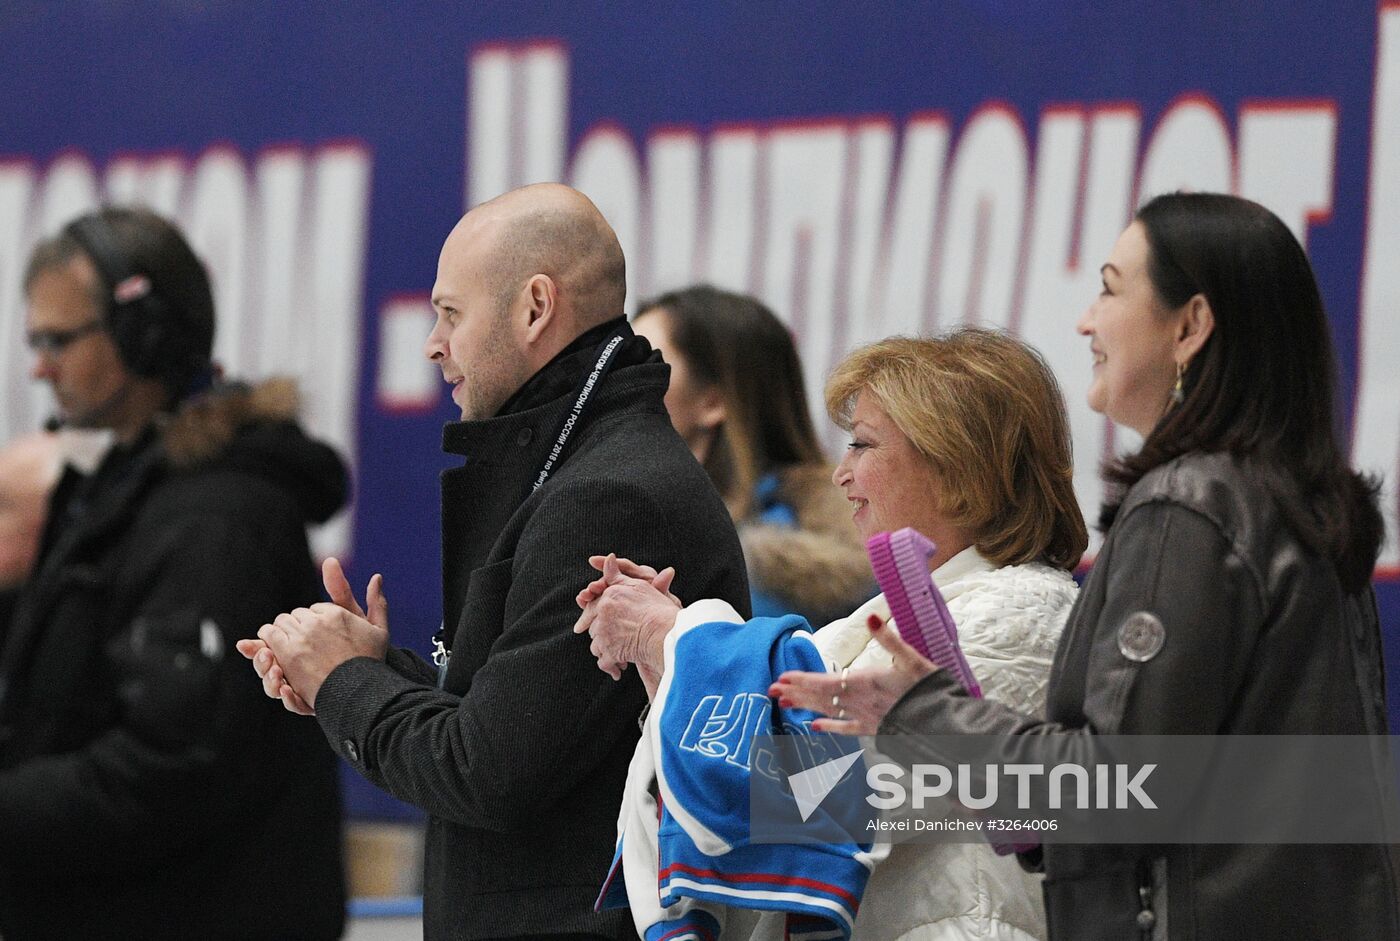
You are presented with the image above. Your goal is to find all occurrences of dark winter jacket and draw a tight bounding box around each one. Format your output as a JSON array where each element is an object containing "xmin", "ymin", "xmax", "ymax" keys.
[
  {"xmin": 0, "ymin": 379, "xmax": 348, "ymax": 941},
  {"xmin": 314, "ymin": 319, "xmax": 751, "ymax": 940},
  {"xmin": 880, "ymin": 451, "xmax": 1400, "ymax": 940}
]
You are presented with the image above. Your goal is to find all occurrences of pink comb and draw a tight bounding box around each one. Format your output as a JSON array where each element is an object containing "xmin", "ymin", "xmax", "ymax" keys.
[
  {"xmin": 866, "ymin": 528, "xmax": 981, "ymax": 698},
  {"xmin": 867, "ymin": 529, "xmax": 1035, "ymax": 855}
]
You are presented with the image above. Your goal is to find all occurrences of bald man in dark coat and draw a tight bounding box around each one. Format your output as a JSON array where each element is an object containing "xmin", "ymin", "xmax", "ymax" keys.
[{"xmin": 245, "ymin": 184, "xmax": 750, "ymax": 940}]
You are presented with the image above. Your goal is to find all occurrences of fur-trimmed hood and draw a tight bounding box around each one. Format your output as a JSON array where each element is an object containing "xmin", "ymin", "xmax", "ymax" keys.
[
  {"xmin": 740, "ymin": 463, "xmax": 875, "ymax": 626},
  {"xmin": 160, "ymin": 377, "xmax": 348, "ymax": 524}
]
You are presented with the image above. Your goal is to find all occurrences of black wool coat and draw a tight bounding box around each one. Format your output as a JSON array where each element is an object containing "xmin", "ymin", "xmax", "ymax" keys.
[
  {"xmin": 316, "ymin": 322, "xmax": 751, "ymax": 940},
  {"xmin": 0, "ymin": 379, "xmax": 348, "ymax": 940}
]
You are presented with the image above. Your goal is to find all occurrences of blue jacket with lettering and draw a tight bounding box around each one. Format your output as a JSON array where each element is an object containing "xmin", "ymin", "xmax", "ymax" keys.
[{"xmin": 598, "ymin": 602, "xmax": 885, "ymax": 941}]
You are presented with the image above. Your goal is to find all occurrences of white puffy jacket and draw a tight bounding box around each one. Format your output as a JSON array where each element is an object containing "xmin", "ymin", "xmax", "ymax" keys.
[{"xmin": 739, "ymin": 545, "xmax": 1078, "ymax": 941}]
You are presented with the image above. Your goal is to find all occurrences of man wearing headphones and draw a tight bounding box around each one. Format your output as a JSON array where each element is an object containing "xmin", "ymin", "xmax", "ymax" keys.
[{"xmin": 0, "ymin": 207, "xmax": 347, "ymax": 939}]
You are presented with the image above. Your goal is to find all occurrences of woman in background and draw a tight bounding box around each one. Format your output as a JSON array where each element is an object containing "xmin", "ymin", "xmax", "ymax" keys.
[{"xmin": 634, "ymin": 285, "xmax": 872, "ymax": 625}]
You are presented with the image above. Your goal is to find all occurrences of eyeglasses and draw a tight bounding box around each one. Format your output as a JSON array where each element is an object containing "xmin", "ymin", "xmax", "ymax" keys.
[{"xmin": 26, "ymin": 320, "xmax": 106, "ymax": 355}]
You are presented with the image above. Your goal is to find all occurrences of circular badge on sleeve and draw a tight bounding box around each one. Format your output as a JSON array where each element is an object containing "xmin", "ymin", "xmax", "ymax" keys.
[{"xmin": 1117, "ymin": 611, "xmax": 1166, "ymax": 663}]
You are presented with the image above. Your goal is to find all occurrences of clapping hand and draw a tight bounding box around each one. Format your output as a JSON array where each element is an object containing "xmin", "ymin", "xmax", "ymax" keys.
[{"xmin": 236, "ymin": 557, "xmax": 389, "ymax": 713}]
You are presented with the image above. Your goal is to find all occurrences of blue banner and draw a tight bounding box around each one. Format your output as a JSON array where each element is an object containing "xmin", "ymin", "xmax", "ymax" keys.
[{"xmin": 3, "ymin": 1, "xmax": 1398, "ymax": 815}]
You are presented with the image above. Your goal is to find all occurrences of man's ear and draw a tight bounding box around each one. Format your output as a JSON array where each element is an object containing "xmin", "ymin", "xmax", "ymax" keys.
[
  {"xmin": 1175, "ymin": 292, "xmax": 1215, "ymax": 365},
  {"xmin": 521, "ymin": 274, "xmax": 558, "ymax": 346}
]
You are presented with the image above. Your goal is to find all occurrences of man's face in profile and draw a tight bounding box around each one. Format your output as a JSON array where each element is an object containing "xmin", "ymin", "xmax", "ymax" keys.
[
  {"xmin": 26, "ymin": 255, "xmax": 132, "ymax": 430},
  {"xmin": 427, "ymin": 220, "xmax": 530, "ymax": 422}
]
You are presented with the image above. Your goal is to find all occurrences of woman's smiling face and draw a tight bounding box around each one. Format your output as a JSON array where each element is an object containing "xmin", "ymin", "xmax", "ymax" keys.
[
  {"xmin": 1078, "ymin": 221, "xmax": 1182, "ymax": 437},
  {"xmin": 832, "ymin": 391, "xmax": 971, "ymax": 571}
]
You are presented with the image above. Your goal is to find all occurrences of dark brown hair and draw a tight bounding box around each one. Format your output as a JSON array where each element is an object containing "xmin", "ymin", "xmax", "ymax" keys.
[
  {"xmin": 1103, "ymin": 192, "xmax": 1382, "ymax": 593},
  {"xmin": 25, "ymin": 206, "xmax": 215, "ymax": 401},
  {"xmin": 635, "ymin": 285, "xmax": 825, "ymax": 519}
]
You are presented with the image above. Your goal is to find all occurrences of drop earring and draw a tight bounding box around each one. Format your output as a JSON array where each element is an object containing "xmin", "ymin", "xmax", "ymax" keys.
[{"xmin": 1171, "ymin": 361, "xmax": 1185, "ymax": 405}]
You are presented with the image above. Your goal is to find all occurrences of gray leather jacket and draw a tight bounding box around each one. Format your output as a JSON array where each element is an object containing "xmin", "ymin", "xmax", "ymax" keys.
[{"xmin": 881, "ymin": 451, "xmax": 1400, "ymax": 940}]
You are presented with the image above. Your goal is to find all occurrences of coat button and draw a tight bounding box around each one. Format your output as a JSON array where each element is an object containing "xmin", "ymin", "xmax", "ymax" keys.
[
  {"xmin": 516, "ymin": 428, "xmax": 533, "ymax": 446},
  {"xmin": 343, "ymin": 740, "xmax": 360, "ymax": 762},
  {"xmin": 1117, "ymin": 611, "xmax": 1166, "ymax": 663},
  {"xmin": 1136, "ymin": 909, "xmax": 1157, "ymax": 931}
]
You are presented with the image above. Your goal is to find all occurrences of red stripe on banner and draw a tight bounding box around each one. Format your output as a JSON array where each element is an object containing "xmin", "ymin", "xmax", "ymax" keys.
[{"xmin": 659, "ymin": 862, "xmax": 859, "ymax": 908}]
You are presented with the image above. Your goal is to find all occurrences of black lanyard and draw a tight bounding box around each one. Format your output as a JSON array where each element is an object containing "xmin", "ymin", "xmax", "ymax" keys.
[{"xmin": 532, "ymin": 327, "xmax": 629, "ymax": 493}]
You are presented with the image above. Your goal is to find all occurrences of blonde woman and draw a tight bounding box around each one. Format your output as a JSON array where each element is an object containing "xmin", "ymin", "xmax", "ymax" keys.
[{"xmin": 578, "ymin": 328, "xmax": 1087, "ymax": 939}]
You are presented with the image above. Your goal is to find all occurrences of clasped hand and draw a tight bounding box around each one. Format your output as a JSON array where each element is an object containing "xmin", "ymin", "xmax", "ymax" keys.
[
  {"xmin": 572, "ymin": 553, "xmax": 681, "ymax": 694},
  {"xmin": 234, "ymin": 557, "xmax": 390, "ymax": 714}
]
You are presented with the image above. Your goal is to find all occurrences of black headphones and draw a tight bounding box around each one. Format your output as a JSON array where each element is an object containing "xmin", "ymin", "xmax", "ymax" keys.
[{"xmin": 63, "ymin": 213, "xmax": 184, "ymax": 379}]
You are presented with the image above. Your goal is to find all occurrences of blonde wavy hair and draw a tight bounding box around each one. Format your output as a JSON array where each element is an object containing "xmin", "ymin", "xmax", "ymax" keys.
[{"xmin": 825, "ymin": 328, "xmax": 1086, "ymax": 571}]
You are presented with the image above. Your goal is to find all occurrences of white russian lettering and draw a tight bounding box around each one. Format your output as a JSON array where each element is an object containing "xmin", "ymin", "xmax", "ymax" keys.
[{"xmin": 1354, "ymin": 6, "xmax": 1400, "ymax": 571}]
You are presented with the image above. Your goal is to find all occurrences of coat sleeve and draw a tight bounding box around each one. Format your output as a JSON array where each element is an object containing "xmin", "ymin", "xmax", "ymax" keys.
[
  {"xmin": 313, "ymin": 478, "xmax": 714, "ymax": 829},
  {"xmin": 879, "ymin": 499, "xmax": 1265, "ymax": 749},
  {"xmin": 384, "ymin": 644, "xmax": 437, "ymax": 684},
  {"xmin": 1068, "ymin": 499, "xmax": 1265, "ymax": 735},
  {"xmin": 0, "ymin": 510, "xmax": 312, "ymax": 873}
]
